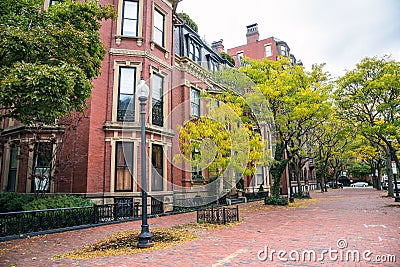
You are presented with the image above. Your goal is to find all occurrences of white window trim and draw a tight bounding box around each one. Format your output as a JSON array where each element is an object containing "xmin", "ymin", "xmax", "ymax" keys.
[
  {"xmin": 112, "ymin": 61, "xmax": 142, "ymax": 122},
  {"xmin": 149, "ymin": 70, "xmax": 168, "ymax": 127},
  {"xmin": 152, "ymin": 4, "xmax": 168, "ymax": 48},
  {"xmin": 110, "ymin": 139, "xmax": 138, "ymax": 193},
  {"xmin": 115, "ymin": 0, "xmax": 144, "ymax": 44}
]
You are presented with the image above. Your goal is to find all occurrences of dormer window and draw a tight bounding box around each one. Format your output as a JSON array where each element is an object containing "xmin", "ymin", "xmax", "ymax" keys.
[
  {"xmin": 280, "ymin": 46, "xmax": 287, "ymax": 56},
  {"xmin": 188, "ymin": 40, "xmax": 201, "ymax": 63}
]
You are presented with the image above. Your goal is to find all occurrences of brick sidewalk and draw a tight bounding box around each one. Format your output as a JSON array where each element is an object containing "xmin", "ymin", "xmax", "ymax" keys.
[{"xmin": 1, "ymin": 188, "xmax": 399, "ymax": 266}]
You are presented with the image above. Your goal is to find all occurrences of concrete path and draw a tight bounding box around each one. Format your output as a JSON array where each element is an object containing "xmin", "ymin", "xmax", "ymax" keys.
[{"xmin": 1, "ymin": 188, "xmax": 399, "ymax": 266}]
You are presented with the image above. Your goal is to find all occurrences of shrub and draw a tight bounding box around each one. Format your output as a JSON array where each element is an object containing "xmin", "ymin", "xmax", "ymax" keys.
[
  {"xmin": 236, "ymin": 178, "xmax": 244, "ymax": 190},
  {"xmin": 220, "ymin": 52, "xmax": 235, "ymax": 66},
  {"xmin": 22, "ymin": 194, "xmax": 93, "ymax": 211},
  {"xmin": 264, "ymin": 197, "xmax": 288, "ymax": 206},
  {"xmin": 292, "ymin": 192, "xmax": 311, "ymax": 199},
  {"xmin": 178, "ymin": 12, "xmax": 198, "ymax": 32},
  {"xmin": 0, "ymin": 192, "xmax": 35, "ymax": 212}
]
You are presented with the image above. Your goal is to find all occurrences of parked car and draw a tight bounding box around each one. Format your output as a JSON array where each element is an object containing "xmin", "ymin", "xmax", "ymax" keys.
[
  {"xmin": 381, "ymin": 177, "xmax": 389, "ymax": 190},
  {"xmin": 326, "ymin": 181, "xmax": 343, "ymax": 188},
  {"xmin": 351, "ymin": 182, "xmax": 368, "ymax": 187}
]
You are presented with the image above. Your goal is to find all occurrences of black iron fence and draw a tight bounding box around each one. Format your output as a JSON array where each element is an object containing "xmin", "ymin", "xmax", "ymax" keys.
[
  {"xmin": 245, "ymin": 191, "xmax": 269, "ymax": 202},
  {"xmin": 151, "ymin": 197, "xmax": 163, "ymax": 215},
  {"xmin": 0, "ymin": 202, "xmax": 139, "ymax": 238},
  {"xmin": 197, "ymin": 205, "xmax": 239, "ymax": 225},
  {"xmin": 173, "ymin": 195, "xmax": 227, "ymax": 212}
]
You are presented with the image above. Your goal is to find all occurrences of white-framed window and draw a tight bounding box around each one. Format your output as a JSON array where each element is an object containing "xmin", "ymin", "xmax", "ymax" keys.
[
  {"xmin": 151, "ymin": 74, "xmax": 164, "ymax": 126},
  {"xmin": 190, "ymin": 88, "xmax": 200, "ymax": 118},
  {"xmin": 6, "ymin": 146, "xmax": 18, "ymax": 192},
  {"xmin": 121, "ymin": 0, "xmax": 139, "ymax": 36},
  {"xmin": 50, "ymin": 0, "xmax": 59, "ymax": 5},
  {"xmin": 33, "ymin": 143, "xmax": 52, "ymax": 192},
  {"xmin": 265, "ymin": 43, "xmax": 272, "ymax": 57},
  {"xmin": 151, "ymin": 144, "xmax": 163, "ymax": 191},
  {"xmin": 117, "ymin": 67, "xmax": 136, "ymax": 122},
  {"xmin": 115, "ymin": 142, "xmax": 134, "ymax": 191},
  {"xmin": 237, "ymin": 51, "xmax": 244, "ymax": 66},
  {"xmin": 153, "ymin": 8, "xmax": 165, "ymax": 47}
]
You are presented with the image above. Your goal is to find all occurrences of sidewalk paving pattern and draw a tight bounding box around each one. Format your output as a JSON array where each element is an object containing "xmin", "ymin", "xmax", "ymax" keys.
[{"xmin": 1, "ymin": 188, "xmax": 399, "ymax": 266}]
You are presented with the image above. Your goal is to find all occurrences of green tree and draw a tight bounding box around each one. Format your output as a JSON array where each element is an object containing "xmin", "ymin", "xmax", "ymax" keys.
[
  {"xmin": 0, "ymin": 0, "xmax": 115, "ymax": 125},
  {"xmin": 312, "ymin": 109, "xmax": 349, "ymax": 192},
  {"xmin": 240, "ymin": 57, "xmax": 332, "ymax": 197},
  {"xmin": 176, "ymin": 91, "xmax": 267, "ymax": 195},
  {"xmin": 336, "ymin": 56, "xmax": 400, "ymax": 197}
]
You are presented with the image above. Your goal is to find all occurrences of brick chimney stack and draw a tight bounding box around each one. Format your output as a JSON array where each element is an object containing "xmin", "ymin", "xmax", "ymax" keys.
[
  {"xmin": 246, "ymin": 23, "xmax": 259, "ymax": 44},
  {"xmin": 211, "ymin": 39, "xmax": 225, "ymax": 53}
]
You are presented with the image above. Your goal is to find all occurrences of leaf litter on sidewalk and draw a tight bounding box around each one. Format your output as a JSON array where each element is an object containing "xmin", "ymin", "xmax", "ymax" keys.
[{"xmin": 55, "ymin": 222, "xmax": 241, "ymax": 259}]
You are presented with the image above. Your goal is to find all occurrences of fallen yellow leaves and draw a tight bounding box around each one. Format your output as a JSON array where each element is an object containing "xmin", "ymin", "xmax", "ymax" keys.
[
  {"xmin": 56, "ymin": 227, "xmax": 197, "ymax": 259},
  {"xmin": 288, "ymin": 198, "xmax": 322, "ymax": 208},
  {"xmin": 55, "ymin": 222, "xmax": 241, "ymax": 260},
  {"xmin": 55, "ymin": 222, "xmax": 240, "ymax": 259}
]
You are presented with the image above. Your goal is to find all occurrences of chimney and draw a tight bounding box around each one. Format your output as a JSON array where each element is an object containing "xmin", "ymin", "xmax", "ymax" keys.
[
  {"xmin": 211, "ymin": 39, "xmax": 225, "ymax": 53},
  {"xmin": 246, "ymin": 23, "xmax": 259, "ymax": 44}
]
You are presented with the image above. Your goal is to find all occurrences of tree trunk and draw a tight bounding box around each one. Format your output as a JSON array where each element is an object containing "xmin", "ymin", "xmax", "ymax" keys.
[
  {"xmin": 385, "ymin": 147, "xmax": 394, "ymax": 197},
  {"xmin": 270, "ymin": 142, "xmax": 288, "ymax": 198}
]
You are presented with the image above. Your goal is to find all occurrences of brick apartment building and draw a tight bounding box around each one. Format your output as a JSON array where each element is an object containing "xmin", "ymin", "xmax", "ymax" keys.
[
  {"xmin": 226, "ymin": 23, "xmax": 317, "ymax": 195},
  {"xmin": 0, "ymin": 0, "xmax": 246, "ymax": 212},
  {"xmin": 0, "ymin": 1, "xmax": 312, "ymax": 212}
]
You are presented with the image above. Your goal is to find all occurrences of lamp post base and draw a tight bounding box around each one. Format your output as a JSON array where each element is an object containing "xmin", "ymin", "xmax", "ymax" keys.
[{"xmin": 137, "ymin": 225, "xmax": 154, "ymax": 248}]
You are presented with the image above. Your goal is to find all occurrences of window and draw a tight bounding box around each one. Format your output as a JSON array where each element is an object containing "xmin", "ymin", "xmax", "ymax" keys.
[
  {"xmin": 49, "ymin": 0, "xmax": 59, "ymax": 5},
  {"xmin": 7, "ymin": 146, "xmax": 18, "ymax": 192},
  {"xmin": 256, "ymin": 166, "xmax": 264, "ymax": 185},
  {"xmin": 190, "ymin": 88, "xmax": 200, "ymax": 118},
  {"xmin": 151, "ymin": 145, "xmax": 163, "ymax": 191},
  {"xmin": 152, "ymin": 74, "xmax": 164, "ymax": 126},
  {"xmin": 281, "ymin": 45, "xmax": 287, "ymax": 56},
  {"xmin": 265, "ymin": 44, "xmax": 272, "ymax": 57},
  {"xmin": 117, "ymin": 67, "xmax": 136, "ymax": 121},
  {"xmin": 210, "ymin": 60, "xmax": 219, "ymax": 73},
  {"xmin": 189, "ymin": 42, "xmax": 195, "ymax": 59},
  {"xmin": 196, "ymin": 47, "xmax": 201, "ymax": 63},
  {"xmin": 115, "ymin": 142, "xmax": 133, "ymax": 191},
  {"xmin": 122, "ymin": 0, "xmax": 139, "ymax": 36},
  {"xmin": 33, "ymin": 143, "xmax": 52, "ymax": 192},
  {"xmin": 237, "ymin": 51, "xmax": 244, "ymax": 66},
  {"xmin": 189, "ymin": 42, "xmax": 201, "ymax": 63},
  {"xmin": 153, "ymin": 8, "xmax": 165, "ymax": 46},
  {"xmin": 191, "ymin": 148, "xmax": 202, "ymax": 181}
]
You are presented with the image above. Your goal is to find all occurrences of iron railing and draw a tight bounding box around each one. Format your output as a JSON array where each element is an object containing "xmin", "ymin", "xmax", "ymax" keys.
[
  {"xmin": 197, "ymin": 205, "xmax": 239, "ymax": 225},
  {"xmin": 0, "ymin": 202, "xmax": 139, "ymax": 238},
  {"xmin": 151, "ymin": 197, "xmax": 163, "ymax": 215}
]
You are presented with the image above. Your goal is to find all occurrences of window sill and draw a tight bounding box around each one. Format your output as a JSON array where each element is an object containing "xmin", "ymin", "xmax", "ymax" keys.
[
  {"xmin": 150, "ymin": 41, "xmax": 170, "ymax": 59},
  {"xmin": 115, "ymin": 35, "xmax": 144, "ymax": 46}
]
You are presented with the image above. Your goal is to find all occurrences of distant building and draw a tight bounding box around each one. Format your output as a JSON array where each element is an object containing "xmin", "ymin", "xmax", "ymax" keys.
[{"xmin": 227, "ymin": 23, "xmax": 303, "ymax": 67}]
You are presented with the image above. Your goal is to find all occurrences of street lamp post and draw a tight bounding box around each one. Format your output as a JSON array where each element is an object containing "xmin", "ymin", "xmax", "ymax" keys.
[{"xmin": 136, "ymin": 78, "xmax": 154, "ymax": 248}]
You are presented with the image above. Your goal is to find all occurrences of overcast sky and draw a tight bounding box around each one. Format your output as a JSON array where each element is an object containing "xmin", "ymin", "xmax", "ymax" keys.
[{"xmin": 177, "ymin": 0, "xmax": 400, "ymax": 78}]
